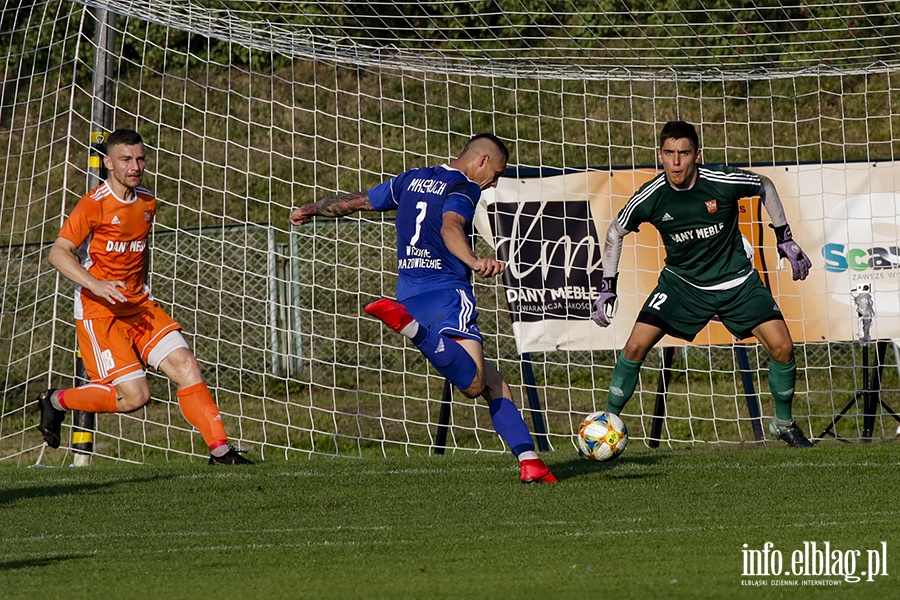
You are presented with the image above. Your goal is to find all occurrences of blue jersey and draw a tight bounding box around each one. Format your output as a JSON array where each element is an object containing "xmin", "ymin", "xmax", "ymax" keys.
[{"xmin": 368, "ymin": 164, "xmax": 481, "ymax": 302}]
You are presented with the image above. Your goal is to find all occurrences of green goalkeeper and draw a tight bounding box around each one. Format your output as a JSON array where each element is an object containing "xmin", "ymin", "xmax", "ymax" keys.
[{"xmin": 592, "ymin": 120, "xmax": 814, "ymax": 447}]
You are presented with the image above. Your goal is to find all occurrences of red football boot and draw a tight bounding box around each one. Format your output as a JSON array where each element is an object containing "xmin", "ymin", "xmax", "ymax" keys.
[
  {"xmin": 520, "ymin": 458, "xmax": 558, "ymax": 484},
  {"xmin": 364, "ymin": 298, "xmax": 415, "ymax": 334}
]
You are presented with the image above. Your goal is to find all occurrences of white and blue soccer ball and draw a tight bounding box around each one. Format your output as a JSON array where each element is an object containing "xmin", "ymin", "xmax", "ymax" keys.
[{"xmin": 577, "ymin": 411, "xmax": 628, "ymax": 461}]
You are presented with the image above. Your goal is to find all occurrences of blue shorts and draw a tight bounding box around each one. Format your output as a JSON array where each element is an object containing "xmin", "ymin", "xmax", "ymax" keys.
[{"xmin": 402, "ymin": 288, "xmax": 482, "ymax": 343}]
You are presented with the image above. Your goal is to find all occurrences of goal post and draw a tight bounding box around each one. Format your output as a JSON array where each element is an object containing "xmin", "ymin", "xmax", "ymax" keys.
[{"xmin": 3, "ymin": 0, "xmax": 900, "ymax": 465}]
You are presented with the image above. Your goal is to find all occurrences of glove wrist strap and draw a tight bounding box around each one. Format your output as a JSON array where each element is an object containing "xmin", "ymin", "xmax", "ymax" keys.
[
  {"xmin": 601, "ymin": 274, "xmax": 618, "ymax": 294},
  {"xmin": 770, "ymin": 223, "xmax": 791, "ymax": 243}
]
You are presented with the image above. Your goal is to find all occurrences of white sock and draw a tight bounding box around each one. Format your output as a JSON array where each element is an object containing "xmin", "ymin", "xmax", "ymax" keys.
[
  {"xmin": 399, "ymin": 320, "xmax": 419, "ymax": 339},
  {"xmin": 211, "ymin": 445, "xmax": 230, "ymax": 457},
  {"xmin": 50, "ymin": 391, "xmax": 65, "ymax": 411},
  {"xmin": 518, "ymin": 451, "xmax": 539, "ymax": 462}
]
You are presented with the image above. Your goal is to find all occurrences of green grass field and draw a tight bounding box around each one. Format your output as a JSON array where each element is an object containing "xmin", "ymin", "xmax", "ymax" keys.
[{"xmin": 2, "ymin": 441, "xmax": 898, "ymax": 599}]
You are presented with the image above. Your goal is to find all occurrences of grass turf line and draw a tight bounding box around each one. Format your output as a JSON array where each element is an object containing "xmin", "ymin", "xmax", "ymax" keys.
[{"xmin": 0, "ymin": 442, "xmax": 898, "ymax": 599}]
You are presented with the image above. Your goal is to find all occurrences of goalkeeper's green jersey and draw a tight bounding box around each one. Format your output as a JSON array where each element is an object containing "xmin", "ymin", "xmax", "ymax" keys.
[{"xmin": 616, "ymin": 164, "xmax": 761, "ymax": 288}]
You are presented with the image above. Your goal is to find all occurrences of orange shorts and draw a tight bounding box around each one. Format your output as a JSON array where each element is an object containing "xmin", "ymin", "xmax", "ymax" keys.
[{"xmin": 76, "ymin": 302, "xmax": 182, "ymax": 384}]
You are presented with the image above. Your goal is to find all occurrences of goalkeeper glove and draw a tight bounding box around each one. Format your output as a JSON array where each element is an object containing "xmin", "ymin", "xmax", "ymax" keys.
[
  {"xmin": 591, "ymin": 275, "xmax": 618, "ymax": 327},
  {"xmin": 770, "ymin": 224, "xmax": 812, "ymax": 281}
]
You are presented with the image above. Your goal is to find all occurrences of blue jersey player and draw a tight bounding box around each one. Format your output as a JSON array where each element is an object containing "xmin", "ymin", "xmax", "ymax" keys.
[{"xmin": 290, "ymin": 134, "xmax": 556, "ymax": 483}]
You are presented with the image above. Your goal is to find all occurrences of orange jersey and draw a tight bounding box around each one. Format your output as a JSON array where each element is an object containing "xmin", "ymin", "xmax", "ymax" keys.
[{"xmin": 58, "ymin": 181, "xmax": 157, "ymax": 319}]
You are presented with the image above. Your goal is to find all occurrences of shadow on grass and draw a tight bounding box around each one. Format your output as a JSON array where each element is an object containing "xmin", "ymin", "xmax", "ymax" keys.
[
  {"xmin": 550, "ymin": 451, "xmax": 671, "ymax": 482},
  {"xmin": 0, "ymin": 474, "xmax": 179, "ymax": 508},
  {"xmin": 0, "ymin": 554, "xmax": 89, "ymax": 571}
]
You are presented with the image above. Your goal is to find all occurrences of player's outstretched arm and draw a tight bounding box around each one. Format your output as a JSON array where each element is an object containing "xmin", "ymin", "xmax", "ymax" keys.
[
  {"xmin": 441, "ymin": 211, "xmax": 505, "ymax": 278},
  {"xmin": 601, "ymin": 220, "xmax": 627, "ymax": 278},
  {"xmin": 758, "ymin": 174, "xmax": 812, "ymax": 281},
  {"xmin": 592, "ymin": 221, "xmax": 628, "ymax": 327},
  {"xmin": 290, "ymin": 191, "xmax": 374, "ymax": 226}
]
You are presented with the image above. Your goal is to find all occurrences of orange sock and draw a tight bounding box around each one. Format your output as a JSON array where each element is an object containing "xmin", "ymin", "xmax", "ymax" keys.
[
  {"xmin": 176, "ymin": 382, "xmax": 227, "ymax": 451},
  {"xmin": 58, "ymin": 384, "xmax": 119, "ymax": 413}
]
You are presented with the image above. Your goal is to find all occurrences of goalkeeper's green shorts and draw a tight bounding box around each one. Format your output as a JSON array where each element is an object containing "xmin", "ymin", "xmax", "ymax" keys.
[{"xmin": 636, "ymin": 269, "xmax": 784, "ymax": 342}]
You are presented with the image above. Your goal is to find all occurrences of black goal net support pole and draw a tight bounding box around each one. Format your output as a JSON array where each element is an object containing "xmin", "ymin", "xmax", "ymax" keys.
[
  {"xmin": 648, "ymin": 346, "xmax": 675, "ymax": 449},
  {"xmin": 71, "ymin": 6, "xmax": 118, "ymax": 466},
  {"xmin": 71, "ymin": 354, "xmax": 94, "ymax": 466},
  {"xmin": 433, "ymin": 380, "xmax": 453, "ymax": 455},
  {"xmin": 648, "ymin": 345, "xmax": 766, "ymax": 449},
  {"xmin": 735, "ymin": 345, "xmax": 766, "ymax": 443}
]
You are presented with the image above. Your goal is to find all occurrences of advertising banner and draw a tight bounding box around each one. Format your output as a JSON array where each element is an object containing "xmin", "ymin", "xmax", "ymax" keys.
[{"xmin": 474, "ymin": 163, "xmax": 900, "ymax": 353}]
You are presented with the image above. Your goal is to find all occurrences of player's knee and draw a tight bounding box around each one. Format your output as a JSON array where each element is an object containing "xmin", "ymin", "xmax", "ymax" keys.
[
  {"xmin": 117, "ymin": 388, "xmax": 151, "ymax": 412},
  {"xmin": 461, "ymin": 383, "xmax": 485, "ymax": 399},
  {"xmin": 460, "ymin": 375, "xmax": 485, "ymax": 399},
  {"xmin": 769, "ymin": 341, "xmax": 795, "ymax": 364},
  {"xmin": 622, "ymin": 339, "xmax": 652, "ymax": 362},
  {"xmin": 160, "ymin": 351, "xmax": 203, "ymax": 387}
]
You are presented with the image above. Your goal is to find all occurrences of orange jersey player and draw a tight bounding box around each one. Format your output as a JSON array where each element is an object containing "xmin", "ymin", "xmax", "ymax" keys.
[
  {"xmin": 37, "ymin": 128, "xmax": 252, "ymax": 465},
  {"xmin": 58, "ymin": 180, "xmax": 156, "ymax": 320}
]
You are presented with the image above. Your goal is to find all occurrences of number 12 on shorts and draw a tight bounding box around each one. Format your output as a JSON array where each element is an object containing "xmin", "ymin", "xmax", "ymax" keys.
[{"xmin": 648, "ymin": 292, "xmax": 667, "ymax": 310}]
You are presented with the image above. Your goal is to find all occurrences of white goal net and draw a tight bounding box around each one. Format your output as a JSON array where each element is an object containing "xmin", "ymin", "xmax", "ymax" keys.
[{"xmin": 3, "ymin": 0, "xmax": 900, "ymax": 465}]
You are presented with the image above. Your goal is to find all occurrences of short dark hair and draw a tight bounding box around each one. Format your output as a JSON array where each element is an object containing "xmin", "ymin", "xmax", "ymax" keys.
[
  {"xmin": 659, "ymin": 121, "xmax": 699, "ymax": 152},
  {"xmin": 465, "ymin": 133, "xmax": 510, "ymax": 161},
  {"xmin": 106, "ymin": 129, "xmax": 143, "ymax": 151}
]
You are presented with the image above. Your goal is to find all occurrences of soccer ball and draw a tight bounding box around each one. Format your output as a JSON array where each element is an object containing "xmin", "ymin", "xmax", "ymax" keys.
[{"xmin": 577, "ymin": 411, "xmax": 628, "ymax": 461}]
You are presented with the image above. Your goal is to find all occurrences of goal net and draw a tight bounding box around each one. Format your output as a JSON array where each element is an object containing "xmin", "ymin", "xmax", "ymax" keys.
[{"xmin": 3, "ymin": 0, "xmax": 900, "ymax": 465}]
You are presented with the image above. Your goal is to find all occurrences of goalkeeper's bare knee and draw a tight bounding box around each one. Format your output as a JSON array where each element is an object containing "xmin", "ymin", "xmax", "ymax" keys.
[{"xmin": 767, "ymin": 337, "xmax": 795, "ymax": 364}]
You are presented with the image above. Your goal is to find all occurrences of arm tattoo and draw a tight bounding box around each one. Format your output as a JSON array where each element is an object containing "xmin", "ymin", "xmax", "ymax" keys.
[{"xmin": 314, "ymin": 191, "xmax": 373, "ymax": 217}]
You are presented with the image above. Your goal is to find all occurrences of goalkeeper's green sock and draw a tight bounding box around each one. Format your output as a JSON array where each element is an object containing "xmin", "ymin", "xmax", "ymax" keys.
[
  {"xmin": 605, "ymin": 354, "xmax": 643, "ymax": 415},
  {"xmin": 768, "ymin": 356, "xmax": 797, "ymax": 422}
]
